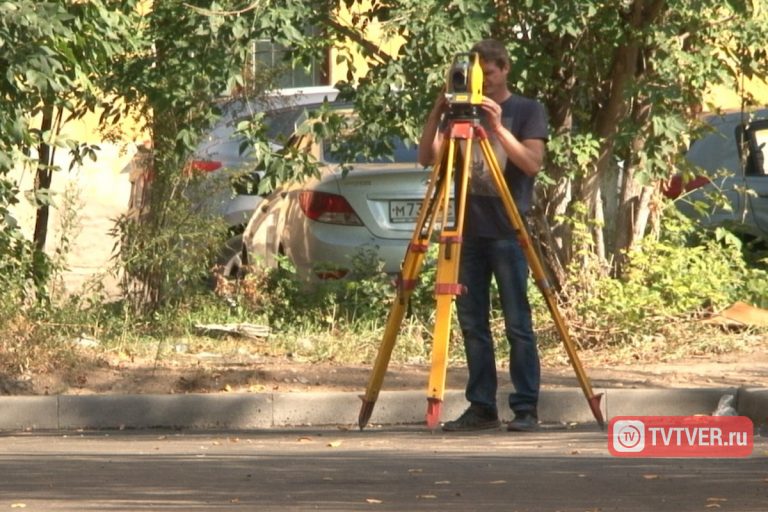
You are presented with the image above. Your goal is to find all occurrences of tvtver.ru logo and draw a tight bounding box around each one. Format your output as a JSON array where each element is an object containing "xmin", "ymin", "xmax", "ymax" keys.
[
  {"xmin": 611, "ymin": 419, "xmax": 645, "ymax": 452},
  {"xmin": 608, "ymin": 416, "xmax": 753, "ymax": 458}
]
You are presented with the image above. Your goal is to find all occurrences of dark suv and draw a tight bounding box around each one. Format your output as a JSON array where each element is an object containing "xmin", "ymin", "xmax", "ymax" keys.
[{"xmin": 664, "ymin": 109, "xmax": 768, "ymax": 237}]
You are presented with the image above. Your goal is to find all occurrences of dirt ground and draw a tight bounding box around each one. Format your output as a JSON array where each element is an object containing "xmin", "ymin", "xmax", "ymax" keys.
[{"xmin": 3, "ymin": 342, "xmax": 768, "ymax": 396}]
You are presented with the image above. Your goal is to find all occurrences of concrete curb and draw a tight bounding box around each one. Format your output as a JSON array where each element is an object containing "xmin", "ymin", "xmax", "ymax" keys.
[
  {"xmin": 736, "ymin": 388, "xmax": 768, "ymax": 425},
  {"xmin": 1, "ymin": 387, "xmax": 765, "ymax": 431}
]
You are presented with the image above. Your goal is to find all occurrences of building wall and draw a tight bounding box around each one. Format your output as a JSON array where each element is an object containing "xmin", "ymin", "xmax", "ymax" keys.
[{"xmin": 708, "ymin": 79, "xmax": 768, "ymax": 112}]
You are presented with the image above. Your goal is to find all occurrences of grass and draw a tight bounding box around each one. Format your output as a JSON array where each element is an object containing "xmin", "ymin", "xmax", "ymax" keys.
[
  {"xmin": 3, "ymin": 277, "xmax": 765, "ymax": 393},
  {"xmin": 4, "ymin": 207, "xmax": 768, "ymax": 386}
]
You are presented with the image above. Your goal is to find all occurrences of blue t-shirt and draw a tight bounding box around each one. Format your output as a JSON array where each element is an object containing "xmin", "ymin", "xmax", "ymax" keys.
[{"xmin": 462, "ymin": 94, "xmax": 548, "ymax": 238}]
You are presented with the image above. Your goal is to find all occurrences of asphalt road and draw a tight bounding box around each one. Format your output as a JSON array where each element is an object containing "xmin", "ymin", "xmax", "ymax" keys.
[{"xmin": 1, "ymin": 426, "xmax": 766, "ymax": 511}]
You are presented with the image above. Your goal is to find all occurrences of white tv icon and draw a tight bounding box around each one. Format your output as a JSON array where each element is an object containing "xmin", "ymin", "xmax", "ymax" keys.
[{"xmin": 613, "ymin": 420, "xmax": 645, "ymax": 452}]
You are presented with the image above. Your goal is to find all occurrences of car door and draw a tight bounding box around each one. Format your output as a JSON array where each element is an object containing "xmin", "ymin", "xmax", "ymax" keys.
[
  {"xmin": 680, "ymin": 113, "xmax": 745, "ymax": 229},
  {"xmin": 741, "ymin": 119, "xmax": 768, "ymax": 236}
]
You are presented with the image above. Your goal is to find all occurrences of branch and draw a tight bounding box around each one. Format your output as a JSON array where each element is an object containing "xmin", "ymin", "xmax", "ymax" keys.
[
  {"xmin": 181, "ymin": 3, "xmax": 390, "ymax": 66},
  {"xmin": 182, "ymin": 2, "xmax": 265, "ymax": 16},
  {"xmin": 325, "ymin": 16, "xmax": 391, "ymax": 66}
]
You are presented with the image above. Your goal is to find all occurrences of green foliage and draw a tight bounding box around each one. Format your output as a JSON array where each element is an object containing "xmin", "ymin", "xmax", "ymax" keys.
[
  {"xmin": 308, "ymin": 0, "xmax": 768, "ymax": 269},
  {"xmin": 113, "ymin": 195, "xmax": 229, "ymax": 314},
  {"xmin": 3, "ymin": 218, "xmax": 767, "ymax": 380},
  {"xmin": 544, "ymin": 133, "xmax": 601, "ymax": 184},
  {"xmin": 0, "ymin": 221, "xmax": 51, "ymax": 303},
  {"xmin": 225, "ymin": 249, "xmax": 424, "ymax": 331},
  {"xmin": 550, "ymin": 209, "xmax": 768, "ymax": 348},
  {"xmin": 3, "ymin": 0, "xmax": 768, "ymax": 378},
  {"xmin": 99, "ymin": 1, "xmax": 291, "ymax": 312},
  {"xmin": 202, "ymin": 244, "xmax": 460, "ymax": 364}
]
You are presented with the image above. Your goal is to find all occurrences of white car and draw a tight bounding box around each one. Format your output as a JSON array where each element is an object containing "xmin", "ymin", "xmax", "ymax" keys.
[
  {"xmin": 191, "ymin": 86, "xmax": 340, "ymax": 277},
  {"xmin": 243, "ymin": 106, "xmax": 442, "ymax": 281},
  {"xmin": 126, "ymin": 86, "xmax": 340, "ymax": 279}
]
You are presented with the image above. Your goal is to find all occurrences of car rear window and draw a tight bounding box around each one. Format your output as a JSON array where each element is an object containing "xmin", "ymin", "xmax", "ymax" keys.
[
  {"xmin": 322, "ymin": 137, "xmax": 418, "ymax": 164},
  {"xmin": 262, "ymin": 106, "xmax": 314, "ymax": 143}
]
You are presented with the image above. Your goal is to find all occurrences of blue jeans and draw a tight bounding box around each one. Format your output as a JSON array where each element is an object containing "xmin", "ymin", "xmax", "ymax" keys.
[{"xmin": 455, "ymin": 236, "xmax": 540, "ymax": 415}]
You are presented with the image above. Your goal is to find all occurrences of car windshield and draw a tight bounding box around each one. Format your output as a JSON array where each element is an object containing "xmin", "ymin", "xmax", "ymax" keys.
[
  {"xmin": 687, "ymin": 116, "xmax": 741, "ymax": 174},
  {"xmin": 221, "ymin": 102, "xmax": 332, "ymax": 148}
]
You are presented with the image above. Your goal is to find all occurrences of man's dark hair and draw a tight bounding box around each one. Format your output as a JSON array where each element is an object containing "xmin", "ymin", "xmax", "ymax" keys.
[{"xmin": 470, "ymin": 39, "xmax": 510, "ymax": 70}]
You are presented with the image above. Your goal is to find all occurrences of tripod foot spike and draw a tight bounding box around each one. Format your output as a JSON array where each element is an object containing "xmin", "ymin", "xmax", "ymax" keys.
[
  {"xmin": 588, "ymin": 393, "xmax": 605, "ymax": 429},
  {"xmin": 358, "ymin": 397, "xmax": 376, "ymax": 431},
  {"xmin": 426, "ymin": 398, "xmax": 443, "ymax": 429}
]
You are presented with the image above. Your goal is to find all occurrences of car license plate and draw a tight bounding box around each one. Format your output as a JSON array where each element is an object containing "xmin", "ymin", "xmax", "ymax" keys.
[{"xmin": 389, "ymin": 199, "xmax": 454, "ymax": 223}]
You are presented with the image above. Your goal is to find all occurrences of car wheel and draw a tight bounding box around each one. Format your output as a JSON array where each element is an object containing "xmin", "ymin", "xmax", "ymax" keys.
[{"xmin": 215, "ymin": 233, "xmax": 248, "ymax": 281}]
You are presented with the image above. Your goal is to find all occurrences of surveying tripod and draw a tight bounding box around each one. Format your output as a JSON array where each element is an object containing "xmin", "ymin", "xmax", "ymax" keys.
[{"xmin": 357, "ymin": 107, "xmax": 604, "ymax": 430}]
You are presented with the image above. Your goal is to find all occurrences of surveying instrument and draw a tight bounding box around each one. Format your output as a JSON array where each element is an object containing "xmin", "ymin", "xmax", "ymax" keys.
[{"xmin": 357, "ymin": 52, "xmax": 604, "ymax": 430}]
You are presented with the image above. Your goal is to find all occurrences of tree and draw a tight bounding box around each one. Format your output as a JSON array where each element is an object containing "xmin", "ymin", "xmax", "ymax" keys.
[
  {"xmin": 278, "ymin": 0, "xmax": 768, "ymax": 285},
  {"xmin": 490, "ymin": 0, "xmax": 768, "ymax": 280},
  {"xmin": 3, "ymin": 0, "xmax": 766, "ymax": 308},
  {"xmin": 0, "ymin": 0, "xmax": 136, "ymax": 299},
  {"xmin": 103, "ymin": 0, "xmax": 280, "ymax": 310}
]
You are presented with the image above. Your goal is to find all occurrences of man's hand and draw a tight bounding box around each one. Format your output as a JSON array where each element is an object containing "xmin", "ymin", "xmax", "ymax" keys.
[
  {"xmin": 479, "ymin": 95, "xmax": 545, "ymax": 177},
  {"xmin": 430, "ymin": 88, "xmax": 449, "ymax": 119},
  {"xmin": 418, "ymin": 88, "xmax": 449, "ymax": 167},
  {"xmin": 479, "ymin": 97, "xmax": 503, "ymax": 133}
]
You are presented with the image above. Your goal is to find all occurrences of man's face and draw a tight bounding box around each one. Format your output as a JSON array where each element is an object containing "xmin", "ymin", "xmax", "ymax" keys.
[{"xmin": 480, "ymin": 60, "xmax": 508, "ymax": 96}]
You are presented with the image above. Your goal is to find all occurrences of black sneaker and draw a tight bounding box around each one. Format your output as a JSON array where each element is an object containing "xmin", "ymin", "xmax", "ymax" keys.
[
  {"xmin": 442, "ymin": 405, "xmax": 501, "ymax": 432},
  {"xmin": 507, "ymin": 412, "xmax": 539, "ymax": 432}
]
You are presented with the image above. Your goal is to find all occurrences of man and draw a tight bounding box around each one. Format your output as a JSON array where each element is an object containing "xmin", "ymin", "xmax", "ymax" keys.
[{"xmin": 417, "ymin": 39, "xmax": 548, "ymax": 432}]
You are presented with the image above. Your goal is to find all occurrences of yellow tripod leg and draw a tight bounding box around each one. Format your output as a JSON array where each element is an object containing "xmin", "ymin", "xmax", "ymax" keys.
[
  {"xmin": 357, "ymin": 143, "xmax": 452, "ymax": 430},
  {"xmin": 425, "ymin": 131, "xmax": 472, "ymax": 429},
  {"xmin": 477, "ymin": 134, "xmax": 604, "ymax": 427},
  {"xmin": 425, "ymin": 234, "xmax": 462, "ymax": 429}
]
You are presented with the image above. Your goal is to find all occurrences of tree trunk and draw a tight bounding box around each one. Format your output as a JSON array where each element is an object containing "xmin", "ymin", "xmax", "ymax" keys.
[
  {"xmin": 613, "ymin": 97, "xmax": 655, "ymax": 275},
  {"xmin": 585, "ymin": 39, "xmax": 640, "ymax": 262},
  {"xmin": 535, "ymin": 36, "xmax": 579, "ymax": 288},
  {"xmin": 610, "ymin": 2, "xmax": 666, "ymax": 274},
  {"xmin": 580, "ymin": 0, "xmax": 665, "ymax": 264},
  {"xmin": 33, "ymin": 104, "xmax": 56, "ymax": 252}
]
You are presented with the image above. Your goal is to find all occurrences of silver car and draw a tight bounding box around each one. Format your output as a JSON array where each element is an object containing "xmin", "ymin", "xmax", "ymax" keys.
[
  {"xmin": 665, "ymin": 109, "xmax": 768, "ymax": 237},
  {"xmin": 191, "ymin": 85, "xmax": 341, "ymax": 227},
  {"xmin": 126, "ymin": 87, "xmax": 341, "ymax": 279},
  {"xmin": 243, "ymin": 107, "xmax": 438, "ymax": 281},
  {"xmin": 183, "ymin": 86, "xmax": 339, "ymax": 276}
]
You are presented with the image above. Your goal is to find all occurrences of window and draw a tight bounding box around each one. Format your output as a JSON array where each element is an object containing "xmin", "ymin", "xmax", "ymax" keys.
[
  {"xmin": 323, "ymin": 136, "xmax": 418, "ymax": 164},
  {"xmin": 737, "ymin": 119, "xmax": 768, "ymax": 176},
  {"xmin": 749, "ymin": 126, "xmax": 768, "ymax": 176}
]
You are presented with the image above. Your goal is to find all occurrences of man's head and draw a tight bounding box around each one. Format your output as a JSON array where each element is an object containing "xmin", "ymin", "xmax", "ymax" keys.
[
  {"xmin": 470, "ymin": 39, "xmax": 510, "ymax": 100},
  {"xmin": 470, "ymin": 39, "xmax": 511, "ymax": 71}
]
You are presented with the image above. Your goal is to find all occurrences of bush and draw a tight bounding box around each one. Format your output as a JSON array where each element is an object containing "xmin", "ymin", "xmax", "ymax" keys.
[
  {"xmin": 209, "ymin": 246, "xmax": 453, "ymax": 364},
  {"xmin": 548, "ymin": 209, "xmax": 768, "ymax": 349},
  {"xmin": 4, "ymin": 203, "xmax": 768, "ymax": 381}
]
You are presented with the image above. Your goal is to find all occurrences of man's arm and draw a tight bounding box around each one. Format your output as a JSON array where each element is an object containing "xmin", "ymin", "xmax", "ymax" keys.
[
  {"xmin": 417, "ymin": 94, "xmax": 448, "ymax": 167},
  {"xmin": 493, "ymin": 133, "xmax": 545, "ymax": 177},
  {"xmin": 480, "ymin": 97, "xmax": 545, "ymax": 177}
]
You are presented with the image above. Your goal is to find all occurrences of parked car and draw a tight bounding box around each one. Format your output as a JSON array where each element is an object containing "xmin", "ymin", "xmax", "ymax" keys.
[
  {"xmin": 190, "ymin": 86, "xmax": 340, "ymax": 278},
  {"xmin": 126, "ymin": 86, "xmax": 339, "ymax": 279},
  {"xmin": 243, "ymin": 106, "xmax": 444, "ymax": 281},
  {"xmin": 664, "ymin": 109, "xmax": 768, "ymax": 238}
]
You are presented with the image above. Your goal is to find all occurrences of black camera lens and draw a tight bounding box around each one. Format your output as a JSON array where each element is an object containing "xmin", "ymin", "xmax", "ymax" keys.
[{"xmin": 451, "ymin": 69, "xmax": 468, "ymax": 92}]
